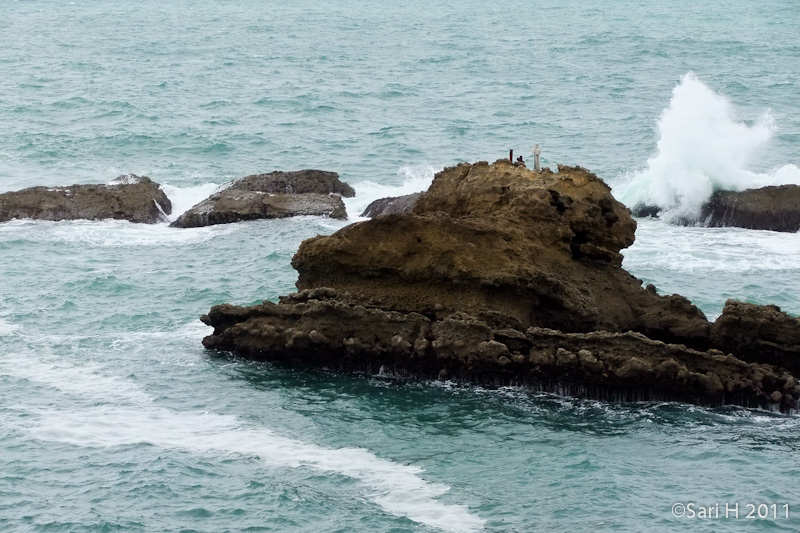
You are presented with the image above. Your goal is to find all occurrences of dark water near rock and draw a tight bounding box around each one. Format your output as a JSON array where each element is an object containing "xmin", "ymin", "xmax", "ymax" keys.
[{"xmin": 2, "ymin": 1, "xmax": 800, "ymax": 531}]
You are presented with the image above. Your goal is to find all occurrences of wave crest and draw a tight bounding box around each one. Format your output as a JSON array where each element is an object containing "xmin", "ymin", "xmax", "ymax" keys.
[{"xmin": 617, "ymin": 72, "xmax": 800, "ymax": 221}]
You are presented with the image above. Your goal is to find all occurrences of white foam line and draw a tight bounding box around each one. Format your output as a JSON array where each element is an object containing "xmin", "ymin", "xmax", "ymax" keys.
[
  {"xmin": 8, "ymin": 358, "xmax": 485, "ymax": 532},
  {"xmin": 0, "ymin": 353, "xmax": 153, "ymax": 406}
]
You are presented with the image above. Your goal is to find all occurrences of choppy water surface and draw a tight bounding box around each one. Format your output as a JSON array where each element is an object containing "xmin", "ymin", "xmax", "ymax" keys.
[{"xmin": 2, "ymin": 0, "xmax": 800, "ymax": 531}]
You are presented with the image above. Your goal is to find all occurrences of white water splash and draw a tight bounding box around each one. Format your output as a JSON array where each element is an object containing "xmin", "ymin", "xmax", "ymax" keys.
[
  {"xmin": 160, "ymin": 182, "xmax": 224, "ymax": 221},
  {"xmin": 617, "ymin": 72, "xmax": 800, "ymax": 221},
  {"xmin": 3, "ymin": 353, "xmax": 485, "ymax": 533},
  {"xmin": 343, "ymin": 164, "xmax": 437, "ymax": 221}
]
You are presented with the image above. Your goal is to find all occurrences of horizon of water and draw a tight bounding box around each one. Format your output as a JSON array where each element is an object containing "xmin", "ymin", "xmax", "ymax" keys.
[{"xmin": 2, "ymin": 1, "xmax": 800, "ymax": 532}]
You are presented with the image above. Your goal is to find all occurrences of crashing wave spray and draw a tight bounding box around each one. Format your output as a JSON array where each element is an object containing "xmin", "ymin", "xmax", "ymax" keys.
[
  {"xmin": 343, "ymin": 164, "xmax": 436, "ymax": 220},
  {"xmin": 618, "ymin": 72, "xmax": 800, "ymax": 222},
  {"xmin": 160, "ymin": 182, "xmax": 224, "ymax": 221}
]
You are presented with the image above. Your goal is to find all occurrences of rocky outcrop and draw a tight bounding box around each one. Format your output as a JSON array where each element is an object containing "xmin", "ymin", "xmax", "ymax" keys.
[
  {"xmin": 293, "ymin": 161, "xmax": 710, "ymax": 346},
  {"xmin": 712, "ymin": 300, "xmax": 800, "ymax": 375},
  {"xmin": 202, "ymin": 289, "xmax": 799, "ymax": 409},
  {"xmin": 632, "ymin": 185, "xmax": 800, "ymax": 233},
  {"xmin": 360, "ymin": 192, "xmax": 422, "ymax": 218},
  {"xmin": 700, "ymin": 186, "xmax": 800, "ymax": 232},
  {"xmin": 0, "ymin": 174, "xmax": 171, "ymax": 224},
  {"xmin": 171, "ymin": 170, "xmax": 353, "ymax": 228},
  {"xmin": 202, "ymin": 160, "xmax": 800, "ymax": 410}
]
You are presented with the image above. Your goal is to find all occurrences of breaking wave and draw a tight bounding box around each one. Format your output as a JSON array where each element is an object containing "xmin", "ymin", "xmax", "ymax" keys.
[{"xmin": 617, "ymin": 72, "xmax": 800, "ymax": 222}]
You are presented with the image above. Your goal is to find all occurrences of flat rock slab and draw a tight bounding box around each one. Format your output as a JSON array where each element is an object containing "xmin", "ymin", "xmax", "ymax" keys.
[
  {"xmin": 171, "ymin": 190, "xmax": 347, "ymax": 228},
  {"xmin": 0, "ymin": 174, "xmax": 171, "ymax": 224},
  {"xmin": 171, "ymin": 169, "xmax": 353, "ymax": 228}
]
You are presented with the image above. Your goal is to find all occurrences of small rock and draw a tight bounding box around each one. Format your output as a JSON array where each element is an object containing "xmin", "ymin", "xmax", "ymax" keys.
[
  {"xmin": 704, "ymin": 372, "xmax": 724, "ymax": 395},
  {"xmin": 391, "ymin": 335, "xmax": 412, "ymax": 352},
  {"xmin": 308, "ymin": 330, "xmax": 328, "ymax": 344},
  {"xmin": 556, "ymin": 347, "xmax": 577, "ymax": 365},
  {"xmin": 414, "ymin": 338, "xmax": 429, "ymax": 356},
  {"xmin": 478, "ymin": 340, "xmax": 511, "ymax": 359},
  {"xmin": 577, "ymin": 349, "xmax": 603, "ymax": 371},
  {"xmin": 615, "ymin": 357, "xmax": 653, "ymax": 379}
]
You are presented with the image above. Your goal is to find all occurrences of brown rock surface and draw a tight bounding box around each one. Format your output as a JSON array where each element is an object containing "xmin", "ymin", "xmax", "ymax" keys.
[
  {"xmin": 0, "ymin": 174, "xmax": 171, "ymax": 224},
  {"xmin": 712, "ymin": 300, "xmax": 800, "ymax": 375},
  {"xmin": 293, "ymin": 161, "xmax": 709, "ymax": 345},
  {"xmin": 171, "ymin": 169, "xmax": 352, "ymax": 228}
]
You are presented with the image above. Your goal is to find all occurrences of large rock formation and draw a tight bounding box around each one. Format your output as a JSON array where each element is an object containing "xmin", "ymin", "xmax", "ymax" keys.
[
  {"xmin": 632, "ymin": 185, "xmax": 800, "ymax": 233},
  {"xmin": 171, "ymin": 170, "xmax": 354, "ymax": 228},
  {"xmin": 0, "ymin": 174, "xmax": 171, "ymax": 224},
  {"xmin": 700, "ymin": 186, "xmax": 800, "ymax": 232},
  {"xmin": 294, "ymin": 161, "xmax": 710, "ymax": 346},
  {"xmin": 202, "ymin": 160, "xmax": 800, "ymax": 410}
]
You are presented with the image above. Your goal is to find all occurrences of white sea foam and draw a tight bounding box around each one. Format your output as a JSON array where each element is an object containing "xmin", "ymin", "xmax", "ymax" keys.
[
  {"xmin": 343, "ymin": 164, "xmax": 437, "ymax": 221},
  {"xmin": 0, "ymin": 317, "xmax": 20, "ymax": 336},
  {"xmin": 1, "ymin": 354, "xmax": 154, "ymax": 406},
  {"xmin": 617, "ymin": 72, "xmax": 800, "ymax": 221},
  {"xmin": 0, "ymin": 218, "xmax": 236, "ymax": 247},
  {"xmin": 9, "ymin": 355, "xmax": 485, "ymax": 533},
  {"xmin": 160, "ymin": 182, "xmax": 224, "ymax": 221},
  {"xmin": 625, "ymin": 218, "xmax": 800, "ymax": 274}
]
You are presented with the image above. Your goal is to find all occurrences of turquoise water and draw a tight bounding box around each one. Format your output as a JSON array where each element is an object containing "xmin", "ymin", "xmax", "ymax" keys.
[{"xmin": 2, "ymin": 1, "xmax": 800, "ymax": 531}]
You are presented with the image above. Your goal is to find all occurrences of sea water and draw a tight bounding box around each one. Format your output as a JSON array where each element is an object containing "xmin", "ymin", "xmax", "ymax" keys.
[{"xmin": 1, "ymin": 1, "xmax": 799, "ymax": 531}]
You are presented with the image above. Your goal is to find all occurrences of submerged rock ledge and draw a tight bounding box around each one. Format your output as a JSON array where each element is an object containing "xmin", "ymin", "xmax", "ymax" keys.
[
  {"xmin": 202, "ymin": 289, "xmax": 798, "ymax": 409},
  {"xmin": 202, "ymin": 160, "xmax": 800, "ymax": 410}
]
